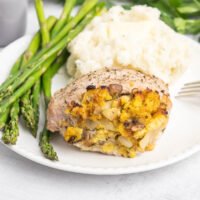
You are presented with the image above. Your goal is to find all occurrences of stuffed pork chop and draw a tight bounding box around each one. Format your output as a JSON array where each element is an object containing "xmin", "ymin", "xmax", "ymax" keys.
[{"xmin": 47, "ymin": 68, "xmax": 172, "ymax": 158}]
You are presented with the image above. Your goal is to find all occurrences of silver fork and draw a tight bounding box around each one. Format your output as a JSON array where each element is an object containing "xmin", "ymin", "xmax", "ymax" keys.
[{"xmin": 176, "ymin": 81, "xmax": 200, "ymax": 98}]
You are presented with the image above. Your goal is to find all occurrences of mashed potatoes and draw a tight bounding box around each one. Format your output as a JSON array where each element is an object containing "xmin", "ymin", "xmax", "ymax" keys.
[{"xmin": 66, "ymin": 5, "xmax": 190, "ymax": 84}]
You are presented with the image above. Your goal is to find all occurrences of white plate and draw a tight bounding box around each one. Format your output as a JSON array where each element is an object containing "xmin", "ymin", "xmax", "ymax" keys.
[{"xmin": 0, "ymin": 34, "xmax": 200, "ymax": 175}]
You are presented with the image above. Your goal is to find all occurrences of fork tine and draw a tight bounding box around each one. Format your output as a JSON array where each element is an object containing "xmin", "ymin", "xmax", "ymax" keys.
[
  {"xmin": 184, "ymin": 81, "xmax": 200, "ymax": 86},
  {"xmin": 178, "ymin": 89, "xmax": 200, "ymax": 94},
  {"xmin": 181, "ymin": 85, "xmax": 200, "ymax": 90},
  {"xmin": 175, "ymin": 93, "xmax": 200, "ymax": 98},
  {"xmin": 176, "ymin": 80, "xmax": 200, "ymax": 98},
  {"xmin": 176, "ymin": 88, "xmax": 200, "ymax": 98}
]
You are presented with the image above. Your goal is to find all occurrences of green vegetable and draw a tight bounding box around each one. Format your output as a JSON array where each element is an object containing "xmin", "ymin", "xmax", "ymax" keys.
[
  {"xmin": 35, "ymin": 0, "xmax": 59, "ymax": 159},
  {"xmin": 58, "ymin": 0, "xmax": 84, "ymax": 5},
  {"xmin": 40, "ymin": 50, "xmax": 68, "ymax": 160},
  {"xmin": 31, "ymin": 80, "xmax": 41, "ymax": 136},
  {"xmin": 27, "ymin": 0, "xmax": 51, "ymax": 137},
  {"xmin": 21, "ymin": 89, "xmax": 36, "ymax": 133},
  {"xmin": 1, "ymin": 54, "xmax": 24, "ymax": 141},
  {"xmin": 0, "ymin": 3, "xmax": 105, "ymax": 114},
  {"xmin": 0, "ymin": 0, "xmax": 99, "ymax": 101},
  {"xmin": 42, "ymin": 52, "xmax": 68, "ymax": 106},
  {"xmin": 35, "ymin": 0, "xmax": 50, "ymax": 46},
  {"xmin": 170, "ymin": 0, "xmax": 182, "ymax": 7},
  {"xmin": 20, "ymin": 16, "xmax": 57, "ymax": 136},
  {"xmin": 51, "ymin": 0, "xmax": 77, "ymax": 38},
  {"xmin": 0, "ymin": 107, "xmax": 10, "ymax": 130},
  {"xmin": 0, "ymin": 54, "xmax": 24, "ymax": 130},
  {"xmin": 40, "ymin": 0, "xmax": 79, "ymax": 160},
  {"xmin": 174, "ymin": 17, "xmax": 200, "ymax": 34},
  {"xmin": 1, "ymin": 16, "xmax": 56, "ymax": 144},
  {"xmin": 0, "ymin": 54, "xmax": 24, "ymax": 102},
  {"xmin": 2, "ymin": 100, "xmax": 20, "ymax": 145},
  {"xmin": 177, "ymin": 2, "xmax": 200, "ymax": 18},
  {"xmin": 1, "ymin": 54, "xmax": 24, "ymax": 144},
  {"xmin": 0, "ymin": 16, "xmax": 57, "ymax": 100}
]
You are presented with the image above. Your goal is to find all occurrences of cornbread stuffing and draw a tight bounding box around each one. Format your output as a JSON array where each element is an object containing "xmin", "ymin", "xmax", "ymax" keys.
[{"xmin": 64, "ymin": 86, "xmax": 169, "ymax": 158}]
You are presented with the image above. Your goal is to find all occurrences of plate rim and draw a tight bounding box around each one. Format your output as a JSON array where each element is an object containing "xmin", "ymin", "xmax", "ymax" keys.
[{"xmin": 0, "ymin": 34, "xmax": 200, "ymax": 175}]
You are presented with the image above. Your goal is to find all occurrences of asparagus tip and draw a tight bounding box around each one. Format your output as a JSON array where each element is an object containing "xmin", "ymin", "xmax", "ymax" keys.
[
  {"xmin": 40, "ymin": 142, "xmax": 58, "ymax": 161},
  {"xmin": 2, "ymin": 125, "xmax": 19, "ymax": 145}
]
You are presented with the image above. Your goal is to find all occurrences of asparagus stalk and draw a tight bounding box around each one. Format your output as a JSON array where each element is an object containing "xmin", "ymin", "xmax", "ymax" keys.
[
  {"xmin": 21, "ymin": 35, "xmax": 40, "ymax": 67},
  {"xmin": 2, "ymin": 15, "xmax": 56, "ymax": 142},
  {"xmin": 10, "ymin": 54, "xmax": 24, "ymax": 75},
  {"xmin": 0, "ymin": 54, "xmax": 24, "ymax": 103},
  {"xmin": 0, "ymin": 108, "xmax": 10, "ymax": 130},
  {"xmin": 1, "ymin": 54, "xmax": 24, "ymax": 143},
  {"xmin": 40, "ymin": 0, "xmax": 72, "ymax": 159},
  {"xmin": 0, "ymin": 3, "xmax": 105, "ymax": 114},
  {"xmin": 42, "ymin": 50, "xmax": 68, "ymax": 105},
  {"xmin": 40, "ymin": 49, "xmax": 68, "ymax": 160},
  {"xmin": 21, "ymin": 89, "xmax": 36, "ymax": 131},
  {"xmin": 0, "ymin": 53, "xmax": 24, "ymax": 129},
  {"xmin": 39, "ymin": 127, "xmax": 58, "ymax": 160},
  {"xmin": 2, "ymin": 100, "xmax": 20, "ymax": 144},
  {"xmin": 0, "ymin": 0, "xmax": 99, "ymax": 99},
  {"xmin": 50, "ymin": 0, "xmax": 98, "ymax": 44},
  {"xmin": 20, "ymin": 16, "xmax": 56, "ymax": 136},
  {"xmin": 21, "ymin": 78, "xmax": 39, "ymax": 136},
  {"xmin": 0, "ymin": 53, "xmax": 25, "ymax": 133},
  {"xmin": 51, "ymin": 0, "xmax": 77, "ymax": 38},
  {"xmin": 21, "ymin": 16, "xmax": 56, "ymax": 68},
  {"xmin": 25, "ymin": 0, "xmax": 50, "ymax": 137},
  {"xmin": 0, "ymin": 16, "xmax": 57, "ymax": 95},
  {"xmin": 0, "ymin": 54, "xmax": 56, "ymax": 114},
  {"xmin": 31, "ymin": 80, "xmax": 41, "ymax": 136},
  {"xmin": 35, "ymin": 0, "xmax": 50, "ymax": 46}
]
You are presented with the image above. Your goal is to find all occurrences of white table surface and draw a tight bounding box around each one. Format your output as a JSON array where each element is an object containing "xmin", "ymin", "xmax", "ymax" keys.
[{"xmin": 1, "ymin": 1, "xmax": 200, "ymax": 199}]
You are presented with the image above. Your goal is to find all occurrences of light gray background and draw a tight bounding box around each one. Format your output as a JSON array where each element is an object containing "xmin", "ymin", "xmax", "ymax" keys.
[{"xmin": 0, "ymin": 1, "xmax": 200, "ymax": 199}]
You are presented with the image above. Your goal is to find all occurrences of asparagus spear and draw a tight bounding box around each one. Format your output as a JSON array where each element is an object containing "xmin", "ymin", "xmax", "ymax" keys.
[
  {"xmin": 0, "ymin": 16, "xmax": 57, "ymax": 96},
  {"xmin": 49, "ymin": 0, "xmax": 98, "ymax": 44},
  {"xmin": 21, "ymin": 89, "xmax": 36, "ymax": 132},
  {"xmin": 40, "ymin": 0, "xmax": 73, "ymax": 159},
  {"xmin": 0, "ymin": 53, "xmax": 24, "ymax": 134},
  {"xmin": 35, "ymin": 0, "xmax": 50, "ymax": 46},
  {"xmin": 10, "ymin": 55, "xmax": 24, "ymax": 75},
  {"xmin": 51, "ymin": 0, "xmax": 77, "ymax": 38},
  {"xmin": 1, "ymin": 16, "xmax": 56, "ymax": 142},
  {"xmin": 40, "ymin": 49, "xmax": 68, "ymax": 160},
  {"xmin": 0, "ymin": 108, "xmax": 10, "ymax": 130},
  {"xmin": 39, "ymin": 127, "xmax": 58, "ymax": 160},
  {"xmin": 42, "ymin": 52, "xmax": 68, "ymax": 105},
  {"xmin": 0, "ymin": 54, "xmax": 23, "ymax": 103},
  {"xmin": 0, "ymin": 0, "xmax": 99, "ymax": 99},
  {"xmin": 0, "ymin": 3, "xmax": 105, "ymax": 114},
  {"xmin": 1, "ymin": 54, "xmax": 25, "ymax": 142},
  {"xmin": 20, "ymin": 16, "xmax": 56, "ymax": 136},
  {"xmin": 31, "ymin": 80, "xmax": 41, "ymax": 136},
  {"xmin": 2, "ymin": 100, "xmax": 20, "ymax": 144},
  {"xmin": 23, "ymin": 0, "xmax": 51, "ymax": 137},
  {"xmin": 0, "ymin": 53, "xmax": 24, "ymax": 129},
  {"xmin": 31, "ymin": 0, "xmax": 51, "ymax": 136}
]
